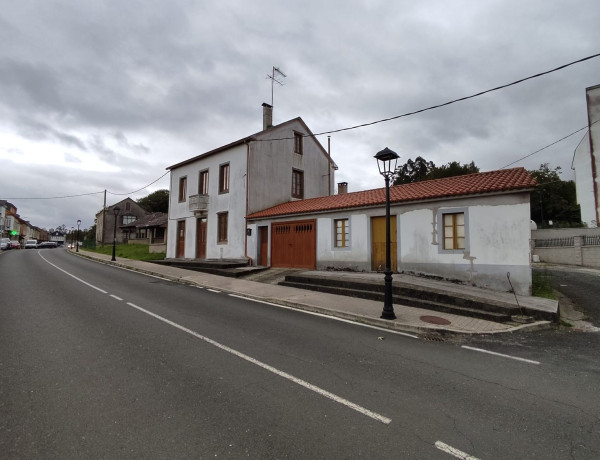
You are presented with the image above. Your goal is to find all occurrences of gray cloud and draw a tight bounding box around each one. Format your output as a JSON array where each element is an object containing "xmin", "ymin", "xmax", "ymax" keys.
[{"xmin": 0, "ymin": 0, "xmax": 599, "ymax": 229}]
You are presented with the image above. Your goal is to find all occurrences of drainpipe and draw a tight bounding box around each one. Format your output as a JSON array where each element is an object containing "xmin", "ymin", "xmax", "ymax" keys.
[
  {"xmin": 244, "ymin": 141, "xmax": 253, "ymax": 266},
  {"xmin": 328, "ymin": 136, "xmax": 331, "ymax": 195}
]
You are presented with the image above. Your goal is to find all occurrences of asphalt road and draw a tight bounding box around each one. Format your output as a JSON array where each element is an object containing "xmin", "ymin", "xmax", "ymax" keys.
[{"xmin": 1, "ymin": 249, "xmax": 599, "ymax": 459}]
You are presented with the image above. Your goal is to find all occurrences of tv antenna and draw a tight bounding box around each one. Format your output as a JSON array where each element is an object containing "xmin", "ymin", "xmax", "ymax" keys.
[{"xmin": 267, "ymin": 66, "xmax": 286, "ymax": 107}]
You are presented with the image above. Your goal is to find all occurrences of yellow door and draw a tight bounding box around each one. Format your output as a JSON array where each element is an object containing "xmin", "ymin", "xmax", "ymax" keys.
[{"xmin": 371, "ymin": 216, "xmax": 397, "ymax": 272}]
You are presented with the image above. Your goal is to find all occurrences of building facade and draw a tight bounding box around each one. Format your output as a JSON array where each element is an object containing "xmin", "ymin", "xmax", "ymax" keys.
[
  {"xmin": 247, "ymin": 168, "xmax": 537, "ymax": 295},
  {"xmin": 166, "ymin": 104, "xmax": 336, "ymax": 260},
  {"xmin": 573, "ymin": 83, "xmax": 600, "ymax": 227}
]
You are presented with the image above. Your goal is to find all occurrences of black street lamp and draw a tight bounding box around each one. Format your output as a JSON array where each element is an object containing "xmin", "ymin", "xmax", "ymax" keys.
[
  {"xmin": 374, "ymin": 147, "xmax": 400, "ymax": 320},
  {"xmin": 111, "ymin": 206, "xmax": 121, "ymax": 261},
  {"xmin": 71, "ymin": 227, "xmax": 74, "ymax": 249},
  {"xmin": 76, "ymin": 219, "xmax": 81, "ymax": 252}
]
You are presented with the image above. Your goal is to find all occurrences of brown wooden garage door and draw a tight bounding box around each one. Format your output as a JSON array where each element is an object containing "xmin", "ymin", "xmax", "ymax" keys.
[{"xmin": 271, "ymin": 219, "xmax": 316, "ymax": 269}]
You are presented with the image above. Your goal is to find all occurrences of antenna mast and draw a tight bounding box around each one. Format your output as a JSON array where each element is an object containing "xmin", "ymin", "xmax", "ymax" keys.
[{"xmin": 267, "ymin": 66, "xmax": 286, "ymax": 107}]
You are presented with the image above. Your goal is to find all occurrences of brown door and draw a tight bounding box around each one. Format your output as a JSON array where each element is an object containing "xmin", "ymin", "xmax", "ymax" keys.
[
  {"xmin": 196, "ymin": 218, "xmax": 207, "ymax": 259},
  {"xmin": 371, "ymin": 216, "xmax": 397, "ymax": 272},
  {"xmin": 258, "ymin": 226, "xmax": 268, "ymax": 266},
  {"xmin": 176, "ymin": 220, "xmax": 186, "ymax": 258},
  {"xmin": 271, "ymin": 220, "xmax": 316, "ymax": 269}
]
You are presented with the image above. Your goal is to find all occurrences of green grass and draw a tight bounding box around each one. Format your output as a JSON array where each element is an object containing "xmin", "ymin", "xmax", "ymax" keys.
[
  {"xmin": 532, "ymin": 270, "xmax": 557, "ymax": 300},
  {"xmin": 85, "ymin": 244, "xmax": 165, "ymax": 261}
]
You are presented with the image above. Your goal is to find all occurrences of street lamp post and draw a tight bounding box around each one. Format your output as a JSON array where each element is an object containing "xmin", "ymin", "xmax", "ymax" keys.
[
  {"xmin": 374, "ymin": 147, "xmax": 400, "ymax": 320},
  {"xmin": 111, "ymin": 206, "xmax": 121, "ymax": 261},
  {"xmin": 76, "ymin": 219, "xmax": 81, "ymax": 252},
  {"xmin": 71, "ymin": 227, "xmax": 74, "ymax": 249}
]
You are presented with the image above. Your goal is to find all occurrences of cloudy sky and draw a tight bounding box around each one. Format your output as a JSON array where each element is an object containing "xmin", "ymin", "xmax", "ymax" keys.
[{"xmin": 1, "ymin": 0, "xmax": 599, "ymax": 231}]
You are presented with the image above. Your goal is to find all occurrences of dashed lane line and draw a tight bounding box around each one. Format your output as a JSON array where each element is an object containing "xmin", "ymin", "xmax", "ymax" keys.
[
  {"xmin": 39, "ymin": 252, "xmax": 392, "ymax": 425},
  {"xmin": 461, "ymin": 345, "xmax": 541, "ymax": 365}
]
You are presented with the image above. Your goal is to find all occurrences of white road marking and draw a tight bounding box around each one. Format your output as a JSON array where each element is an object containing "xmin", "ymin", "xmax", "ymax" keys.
[
  {"xmin": 435, "ymin": 441, "xmax": 481, "ymax": 459},
  {"xmin": 110, "ymin": 294, "xmax": 123, "ymax": 301},
  {"xmin": 207, "ymin": 288, "xmax": 221, "ymax": 293},
  {"xmin": 41, "ymin": 253, "xmax": 392, "ymax": 424},
  {"xmin": 461, "ymin": 346, "xmax": 540, "ymax": 365},
  {"xmin": 228, "ymin": 294, "xmax": 420, "ymax": 339},
  {"xmin": 39, "ymin": 252, "xmax": 108, "ymax": 294}
]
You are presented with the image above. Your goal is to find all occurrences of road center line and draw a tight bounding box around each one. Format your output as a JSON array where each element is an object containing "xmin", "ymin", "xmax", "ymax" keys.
[
  {"xmin": 110, "ymin": 294, "xmax": 123, "ymax": 301},
  {"xmin": 461, "ymin": 345, "xmax": 540, "ymax": 365},
  {"xmin": 39, "ymin": 252, "xmax": 108, "ymax": 294},
  {"xmin": 40, "ymin": 253, "xmax": 391, "ymax": 424},
  {"xmin": 125, "ymin": 300, "xmax": 392, "ymax": 425},
  {"xmin": 435, "ymin": 441, "xmax": 481, "ymax": 459},
  {"xmin": 206, "ymin": 288, "xmax": 221, "ymax": 293}
]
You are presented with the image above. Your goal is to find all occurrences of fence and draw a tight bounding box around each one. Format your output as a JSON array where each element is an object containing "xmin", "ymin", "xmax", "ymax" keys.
[{"xmin": 532, "ymin": 229, "xmax": 600, "ymax": 267}]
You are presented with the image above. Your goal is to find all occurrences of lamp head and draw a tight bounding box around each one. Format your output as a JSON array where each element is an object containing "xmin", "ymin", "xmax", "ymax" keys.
[
  {"xmin": 374, "ymin": 147, "xmax": 400, "ymax": 177},
  {"xmin": 113, "ymin": 206, "xmax": 121, "ymax": 216}
]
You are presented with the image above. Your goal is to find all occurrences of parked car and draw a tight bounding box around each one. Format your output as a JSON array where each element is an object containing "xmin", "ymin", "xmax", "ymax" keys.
[
  {"xmin": 10, "ymin": 241, "xmax": 20, "ymax": 249},
  {"xmin": 38, "ymin": 241, "xmax": 58, "ymax": 248},
  {"xmin": 24, "ymin": 239, "xmax": 38, "ymax": 249},
  {"xmin": 1, "ymin": 238, "xmax": 11, "ymax": 250}
]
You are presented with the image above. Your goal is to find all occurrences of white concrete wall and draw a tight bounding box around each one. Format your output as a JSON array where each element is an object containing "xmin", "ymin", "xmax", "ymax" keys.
[
  {"xmin": 249, "ymin": 192, "xmax": 533, "ymax": 295},
  {"xmin": 574, "ymin": 133, "xmax": 596, "ymax": 226},
  {"xmin": 167, "ymin": 144, "xmax": 248, "ymax": 259}
]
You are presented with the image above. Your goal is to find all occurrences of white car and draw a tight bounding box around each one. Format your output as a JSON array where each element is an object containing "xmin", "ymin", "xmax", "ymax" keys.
[
  {"xmin": 24, "ymin": 239, "xmax": 38, "ymax": 249},
  {"xmin": 0, "ymin": 238, "xmax": 11, "ymax": 250}
]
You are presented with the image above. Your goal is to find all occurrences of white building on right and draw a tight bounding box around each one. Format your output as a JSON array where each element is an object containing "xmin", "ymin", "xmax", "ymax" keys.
[{"xmin": 573, "ymin": 83, "xmax": 600, "ymax": 227}]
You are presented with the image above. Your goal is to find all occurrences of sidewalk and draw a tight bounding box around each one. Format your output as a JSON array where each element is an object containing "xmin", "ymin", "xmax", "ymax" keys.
[{"xmin": 72, "ymin": 250, "xmax": 556, "ymax": 335}]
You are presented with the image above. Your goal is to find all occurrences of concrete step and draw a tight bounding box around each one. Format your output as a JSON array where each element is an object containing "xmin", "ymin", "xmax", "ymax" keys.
[{"xmin": 279, "ymin": 280, "xmax": 512, "ymax": 322}]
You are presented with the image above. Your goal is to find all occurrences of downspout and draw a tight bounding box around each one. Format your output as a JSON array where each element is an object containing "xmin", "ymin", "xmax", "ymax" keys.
[
  {"xmin": 328, "ymin": 136, "xmax": 332, "ymax": 196},
  {"xmin": 244, "ymin": 140, "xmax": 253, "ymax": 266}
]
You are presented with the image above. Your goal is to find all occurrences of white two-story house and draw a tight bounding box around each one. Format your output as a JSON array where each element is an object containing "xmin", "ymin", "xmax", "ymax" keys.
[{"xmin": 166, "ymin": 103, "xmax": 337, "ymax": 261}]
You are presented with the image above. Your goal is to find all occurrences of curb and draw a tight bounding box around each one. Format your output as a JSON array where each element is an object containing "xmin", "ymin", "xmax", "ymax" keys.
[{"xmin": 69, "ymin": 250, "xmax": 554, "ymax": 336}]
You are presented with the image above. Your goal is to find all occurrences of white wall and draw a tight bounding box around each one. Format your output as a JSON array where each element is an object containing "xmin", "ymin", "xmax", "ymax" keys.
[
  {"xmin": 167, "ymin": 144, "xmax": 247, "ymax": 259},
  {"xmin": 250, "ymin": 192, "xmax": 533, "ymax": 295}
]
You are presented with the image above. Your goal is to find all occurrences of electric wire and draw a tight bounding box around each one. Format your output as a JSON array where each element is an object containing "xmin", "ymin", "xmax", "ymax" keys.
[{"xmin": 3, "ymin": 52, "xmax": 599, "ymax": 201}]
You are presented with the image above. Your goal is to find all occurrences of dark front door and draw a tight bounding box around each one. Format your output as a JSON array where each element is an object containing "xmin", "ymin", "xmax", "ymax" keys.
[
  {"xmin": 196, "ymin": 218, "xmax": 207, "ymax": 259},
  {"xmin": 258, "ymin": 226, "xmax": 268, "ymax": 266},
  {"xmin": 176, "ymin": 220, "xmax": 186, "ymax": 258}
]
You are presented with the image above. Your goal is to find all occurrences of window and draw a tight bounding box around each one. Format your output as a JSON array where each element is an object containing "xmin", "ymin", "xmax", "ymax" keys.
[
  {"xmin": 292, "ymin": 169, "xmax": 304, "ymax": 199},
  {"xmin": 334, "ymin": 219, "xmax": 350, "ymax": 248},
  {"xmin": 443, "ymin": 212, "xmax": 465, "ymax": 250},
  {"xmin": 217, "ymin": 212, "xmax": 228, "ymax": 243},
  {"xmin": 294, "ymin": 132, "xmax": 303, "ymax": 154},
  {"xmin": 125, "ymin": 202, "xmax": 131, "ymax": 212},
  {"xmin": 199, "ymin": 169, "xmax": 209, "ymax": 195},
  {"xmin": 219, "ymin": 164, "xmax": 230, "ymax": 194},
  {"xmin": 179, "ymin": 176, "xmax": 187, "ymax": 202},
  {"xmin": 122, "ymin": 215, "xmax": 136, "ymax": 225}
]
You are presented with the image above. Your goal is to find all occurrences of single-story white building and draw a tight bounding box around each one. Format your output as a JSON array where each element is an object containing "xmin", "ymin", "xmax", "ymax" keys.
[{"xmin": 246, "ymin": 167, "xmax": 537, "ymax": 295}]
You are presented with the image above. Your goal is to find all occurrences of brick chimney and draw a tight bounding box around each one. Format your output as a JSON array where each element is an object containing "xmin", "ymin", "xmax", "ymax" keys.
[
  {"xmin": 262, "ymin": 102, "xmax": 273, "ymax": 130},
  {"xmin": 338, "ymin": 182, "xmax": 348, "ymax": 194}
]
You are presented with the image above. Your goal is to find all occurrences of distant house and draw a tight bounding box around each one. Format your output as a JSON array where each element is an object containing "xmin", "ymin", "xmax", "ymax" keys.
[
  {"xmin": 49, "ymin": 231, "xmax": 66, "ymax": 246},
  {"xmin": 120, "ymin": 212, "xmax": 167, "ymax": 244},
  {"xmin": 246, "ymin": 168, "xmax": 537, "ymax": 295},
  {"xmin": 572, "ymin": 83, "xmax": 600, "ymax": 227},
  {"xmin": 166, "ymin": 103, "xmax": 337, "ymax": 260},
  {"xmin": 95, "ymin": 198, "xmax": 148, "ymax": 245}
]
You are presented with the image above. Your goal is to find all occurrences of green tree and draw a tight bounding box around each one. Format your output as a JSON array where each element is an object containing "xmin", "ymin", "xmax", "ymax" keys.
[
  {"xmin": 427, "ymin": 161, "xmax": 479, "ymax": 180},
  {"xmin": 137, "ymin": 189, "xmax": 169, "ymax": 213},
  {"xmin": 393, "ymin": 157, "xmax": 479, "ymax": 185},
  {"xmin": 394, "ymin": 156, "xmax": 435, "ymax": 185},
  {"xmin": 529, "ymin": 163, "xmax": 582, "ymax": 228}
]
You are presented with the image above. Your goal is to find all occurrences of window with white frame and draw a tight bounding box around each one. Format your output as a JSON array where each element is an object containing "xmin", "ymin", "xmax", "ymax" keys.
[{"xmin": 334, "ymin": 218, "xmax": 350, "ymax": 248}]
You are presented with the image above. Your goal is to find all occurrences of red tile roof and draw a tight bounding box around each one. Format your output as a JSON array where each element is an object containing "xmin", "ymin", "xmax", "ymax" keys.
[{"xmin": 247, "ymin": 167, "xmax": 537, "ymax": 219}]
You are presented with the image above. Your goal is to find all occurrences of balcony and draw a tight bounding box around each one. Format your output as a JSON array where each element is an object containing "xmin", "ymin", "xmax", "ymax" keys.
[{"xmin": 189, "ymin": 194, "xmax": 209, "ymax": 215}]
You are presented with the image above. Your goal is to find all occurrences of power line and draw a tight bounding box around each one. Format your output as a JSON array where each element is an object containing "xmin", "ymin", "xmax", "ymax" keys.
[
  {"xmin": 255, "ymin": 52, "xmax": 600, "ymax": 142},
  {"xmin": 1, "ymin": 171, "xmax": 170, "ymax": 201},
  {"xmin": 500, "ymin": 119, "xmax": 600, "ymax": 169}
]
